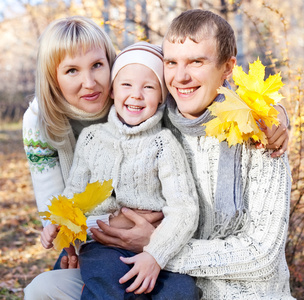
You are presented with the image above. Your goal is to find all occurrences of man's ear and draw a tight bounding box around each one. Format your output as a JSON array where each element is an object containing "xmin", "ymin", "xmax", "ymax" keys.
[{"xmin": 222, "ymin": 56, "xmax": 236, "ymax": 80}]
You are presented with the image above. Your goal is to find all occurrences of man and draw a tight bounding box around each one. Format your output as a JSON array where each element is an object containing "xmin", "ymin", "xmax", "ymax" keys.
[{"xmin": 94, "ymin": 9, "xmax": 293, "ymax": 299}]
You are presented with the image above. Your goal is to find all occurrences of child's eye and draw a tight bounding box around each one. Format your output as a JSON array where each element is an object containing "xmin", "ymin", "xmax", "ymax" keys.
[
  {"xmin": 145, "ymin": 85, "xmax": 154, "ymax": 89},
  {"xmin": 122, "ymin": 83, "xmax": 131, "ymax": 87}
]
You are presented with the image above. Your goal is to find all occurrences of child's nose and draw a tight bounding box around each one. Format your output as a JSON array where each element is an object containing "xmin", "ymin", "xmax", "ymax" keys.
[{"xmin": 131, "ymin": 88, "xmax": 143, "ymax": 100}]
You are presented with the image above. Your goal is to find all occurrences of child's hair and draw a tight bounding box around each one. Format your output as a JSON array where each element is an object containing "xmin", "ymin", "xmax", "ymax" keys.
[
  {"xmin": 36, "ymin": 16, "xmax": 116, "ymax": 147},
  {"xmin": 111, "ymin": 41, "xmax": 167, "ymax": 103},
  {"xmin": 164, "ymin": 9, "xmax": 237, "ymax": 67}
]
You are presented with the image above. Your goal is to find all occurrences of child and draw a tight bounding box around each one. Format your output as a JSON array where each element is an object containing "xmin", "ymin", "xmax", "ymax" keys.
[{"xmin": 43, "ymin": 42, "xmax": 200, "ymax": 299}]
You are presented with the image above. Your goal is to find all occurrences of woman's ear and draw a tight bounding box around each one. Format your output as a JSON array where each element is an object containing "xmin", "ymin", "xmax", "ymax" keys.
[{"xmin": 222, "ymin": 56, "xmax": 236, "ymax": 80}]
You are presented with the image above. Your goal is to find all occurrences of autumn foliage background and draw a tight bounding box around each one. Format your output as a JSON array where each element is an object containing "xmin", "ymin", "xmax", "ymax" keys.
[{"xmin": 0, "ymin": 0, "xmax": 304, "ymax": 299}]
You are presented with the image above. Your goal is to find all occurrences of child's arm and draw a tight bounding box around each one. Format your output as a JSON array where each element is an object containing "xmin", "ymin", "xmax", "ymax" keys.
[
  {"xmin": 119, "ymin": 252, "xmax": 161, "ymax": 294},
  {"xmin": 40, "ymin": 224, "xmax": 58, "ymax": 249}
]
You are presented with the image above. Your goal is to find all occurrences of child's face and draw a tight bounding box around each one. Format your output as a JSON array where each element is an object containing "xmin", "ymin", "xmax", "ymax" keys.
[
  {"xmin": 112, "ymin": 64, "xmax": 162, "ymax": 126},
  {"xmin": 57, "ymin": 47, "xmax": 111, "ymax": 113},
  {"xmin": 163, "ymin": 37, "xmax": 234, "ymax": 119}
]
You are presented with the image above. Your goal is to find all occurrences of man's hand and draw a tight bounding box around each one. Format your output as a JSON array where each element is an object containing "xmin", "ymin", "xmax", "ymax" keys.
[
  {"xmin": 60, "ymin": 245, "xmax": 79, "ymax": 269},
  {"xmin": 256, "ymin": 105, "xmax": 289, "ymax": 157},
  {"xmin": 90, "ymin": 208, "xmax": 163, "ymax": 253},
  {"xmin": 119, "ymin": 252, "xmax": 161, "ymax": 294}
]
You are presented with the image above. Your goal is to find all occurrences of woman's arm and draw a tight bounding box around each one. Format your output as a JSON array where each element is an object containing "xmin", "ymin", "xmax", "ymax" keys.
[{"xmin": 23, "ymin": 100, "xmax": 65, "ymax": 226}]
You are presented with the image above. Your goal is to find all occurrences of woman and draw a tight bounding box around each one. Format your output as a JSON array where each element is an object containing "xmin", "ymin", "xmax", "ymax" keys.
[{"xmin": 23, "ymin": 16, "xmax": 116, "ymax": 222}]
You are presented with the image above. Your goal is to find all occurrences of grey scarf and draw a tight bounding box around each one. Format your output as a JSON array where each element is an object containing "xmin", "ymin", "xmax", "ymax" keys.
[{"xmin": 165, "ymin": 80, "xmax": 248, "ymax": 239}]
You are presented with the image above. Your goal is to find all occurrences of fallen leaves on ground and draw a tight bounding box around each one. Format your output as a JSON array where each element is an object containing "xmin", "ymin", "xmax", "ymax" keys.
[{"xmin": 0, "ymin": 125, "xmax": 58, "ymax": 300}]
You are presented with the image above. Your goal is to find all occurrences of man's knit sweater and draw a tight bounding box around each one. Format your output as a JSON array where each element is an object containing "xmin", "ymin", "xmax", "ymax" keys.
[
  {"xmin": 62, "ymin": 105, "xmax": 199, "ymax": 268},
  {"xmin": 163, "ymin": 107, "xmax": 294, "ymax": 299}
]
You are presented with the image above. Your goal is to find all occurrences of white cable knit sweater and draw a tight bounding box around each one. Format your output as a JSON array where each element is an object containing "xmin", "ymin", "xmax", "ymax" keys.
[
  {"xmin": 164, "ymin": 118, "xmax": 294, "ymax": 299},
  {"xmin": 63, "ymin": 105, "xmax": 199, "ymax": 268}
]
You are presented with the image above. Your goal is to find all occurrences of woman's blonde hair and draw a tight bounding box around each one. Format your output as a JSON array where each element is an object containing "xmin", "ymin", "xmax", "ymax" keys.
[{"xmin": 36, "ymin": 16, "xmax": 116, "ymax": 148}]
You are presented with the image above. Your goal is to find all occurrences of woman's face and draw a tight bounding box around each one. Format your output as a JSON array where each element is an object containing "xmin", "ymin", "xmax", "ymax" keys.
[{"xmin": 57, "ymin": 47, "xmax": 111, "ymax": 113}]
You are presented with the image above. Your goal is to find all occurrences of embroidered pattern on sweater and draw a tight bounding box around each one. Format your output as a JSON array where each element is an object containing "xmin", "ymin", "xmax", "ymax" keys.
[{"xmin": 23, "ymin": 128, "xmax": 59, "ymax": 173}]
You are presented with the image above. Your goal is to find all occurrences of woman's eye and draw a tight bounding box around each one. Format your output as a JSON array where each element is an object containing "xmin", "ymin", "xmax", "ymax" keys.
[
  {"xmin": 67, "ymin": 68, "xmax": 77, "ymax": 75},
  {"xmin": 93, "ymin": 62, "xmax": 102, "ymax": 69}
]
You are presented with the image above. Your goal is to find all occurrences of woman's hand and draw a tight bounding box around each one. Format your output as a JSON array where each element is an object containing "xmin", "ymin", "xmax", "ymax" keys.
[{"xmin": 90, "ymin": 208, "xmax": 163, "ymax": 253}]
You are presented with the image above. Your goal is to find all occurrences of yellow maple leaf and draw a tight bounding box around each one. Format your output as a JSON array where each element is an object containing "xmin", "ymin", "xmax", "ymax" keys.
[
  {"xmin": 39, "ymin": 180, "xmax": 113, "ymax": 251},
  {"xmin": 204, "ymin": 58, "xmax": 283, "ymax": 146},
  {"xmin": 205, "ymin": 86, "xmax": 267, "ymax": 147},
  {"xmin": 73, "ymin": 180, "xmax": 113, "ymax": 214}
]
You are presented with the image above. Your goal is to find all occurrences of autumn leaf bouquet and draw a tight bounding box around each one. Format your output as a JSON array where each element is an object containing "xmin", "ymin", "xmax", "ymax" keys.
[
  {"xmin": 204, "ymin": 58, "xmax": 284, "ymax": 146},
  {"xmin": 39, "ymin": 180, "xmax": 113, "ymax": 251}
]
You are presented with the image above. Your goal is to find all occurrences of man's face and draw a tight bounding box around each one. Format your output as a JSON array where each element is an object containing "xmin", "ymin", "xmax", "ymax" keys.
[{"xmin": 163, "ymin": 37, "xmax": 232, "ymax": 119}]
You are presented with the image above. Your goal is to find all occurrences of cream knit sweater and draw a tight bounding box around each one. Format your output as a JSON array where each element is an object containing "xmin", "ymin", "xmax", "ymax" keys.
[
  {"xmin": 63, "ymin": 105, "xmax": 199, "ymax": 268},
  {"xmin": 164, "ymin": 119, "xmax": 294, "ymax": 299}
]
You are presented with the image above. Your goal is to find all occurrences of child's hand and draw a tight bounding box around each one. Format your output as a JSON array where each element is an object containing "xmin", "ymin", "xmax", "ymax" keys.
[
  {"xmin": 40, "ymin": 224, "xmax": 59, "ymax": 249},
  {"xmin": 119, "ymin": 252, "xmax": 161, "ymax": 294}
]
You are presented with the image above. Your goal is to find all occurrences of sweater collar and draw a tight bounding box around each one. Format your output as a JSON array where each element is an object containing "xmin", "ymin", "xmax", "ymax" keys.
[{"xmin": 107, "ymin": 104, "xmax": 165, "ymax": 136}]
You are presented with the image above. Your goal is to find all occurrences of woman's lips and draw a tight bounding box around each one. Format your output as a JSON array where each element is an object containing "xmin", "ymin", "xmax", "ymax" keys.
[{"xmin": 81, "ymin": 92, "xmax": 101, "ymax": 101}]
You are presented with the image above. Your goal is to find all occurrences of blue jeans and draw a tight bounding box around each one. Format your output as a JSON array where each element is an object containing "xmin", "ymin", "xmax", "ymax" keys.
[{"xmin": 79, "ymin": 242, "xmax": 199, "ymax": 300}]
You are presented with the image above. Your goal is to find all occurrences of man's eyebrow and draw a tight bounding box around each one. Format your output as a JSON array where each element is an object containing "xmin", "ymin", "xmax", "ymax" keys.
[
  {"xmin": 163, "ymin": 56, "xmax": 209, "ymax": 62},
  {"xmin": 163, "ymin": 57, "xmax": 175, "ymax": 62}
]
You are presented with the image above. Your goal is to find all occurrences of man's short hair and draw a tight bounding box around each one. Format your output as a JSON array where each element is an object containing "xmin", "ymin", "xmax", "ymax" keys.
[{"xmin": 164, "ymin": 9, "xmax": 237, "ymax": 67}]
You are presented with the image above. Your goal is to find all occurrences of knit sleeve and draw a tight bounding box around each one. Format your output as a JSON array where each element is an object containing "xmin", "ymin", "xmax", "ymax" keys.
[
  {"xmin": 164, "ymin": 146, "xmax": 291, "ymax": 280},
  {"xmin": 23, "ymin": 100, "xmax": 65, "ymax": 227},
  {"xmin": 143, "ymin": 130, "xmax": 199, "ymax": 268}
]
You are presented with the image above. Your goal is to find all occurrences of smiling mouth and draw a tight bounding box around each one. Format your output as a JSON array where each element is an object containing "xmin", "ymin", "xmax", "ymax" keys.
[
  {"xmin": 177, "ymin": 87, "xmax": 198, "ymax": 95},
  {"xmin": 126, "ymin": 105, "xmax": 144, "ymax": 112}
]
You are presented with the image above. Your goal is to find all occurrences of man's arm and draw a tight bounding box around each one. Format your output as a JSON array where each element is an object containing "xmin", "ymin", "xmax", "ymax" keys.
[
  {"xmin": 91, "ymin": 208, "xmax": 161, "ymax": 253},
  {"xmin": 164, "ymin": 146, "xmax": 291, "ymax": 279}
]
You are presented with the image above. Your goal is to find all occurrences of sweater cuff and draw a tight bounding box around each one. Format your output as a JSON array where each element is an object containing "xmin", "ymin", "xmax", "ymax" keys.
[
  {"xmin": 276, "ymin": 103, "xmax": 289, "ymax": 127},
  {"xmin": 86, "ymin": 214, "xmax": 112, "ymax": 237}
]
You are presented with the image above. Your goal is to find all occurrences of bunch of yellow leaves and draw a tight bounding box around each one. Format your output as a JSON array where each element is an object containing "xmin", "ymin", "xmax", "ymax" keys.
[
  {"xmin": 204, "ymin": 58, "xmax": 284, "ymax": 146},
  {"xmin": 39, "ymin": 180, "xmax": 113, "ymax": 251}
]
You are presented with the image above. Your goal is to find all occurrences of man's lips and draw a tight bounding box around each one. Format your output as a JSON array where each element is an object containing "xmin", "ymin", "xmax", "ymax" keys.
[
  {"xmin": 176, "ymin": 87, "xmax": 198, "ymax": 95},
  {"xmin": 81, "ymin": 92, "xmax": 101, "ymax": 101}
]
